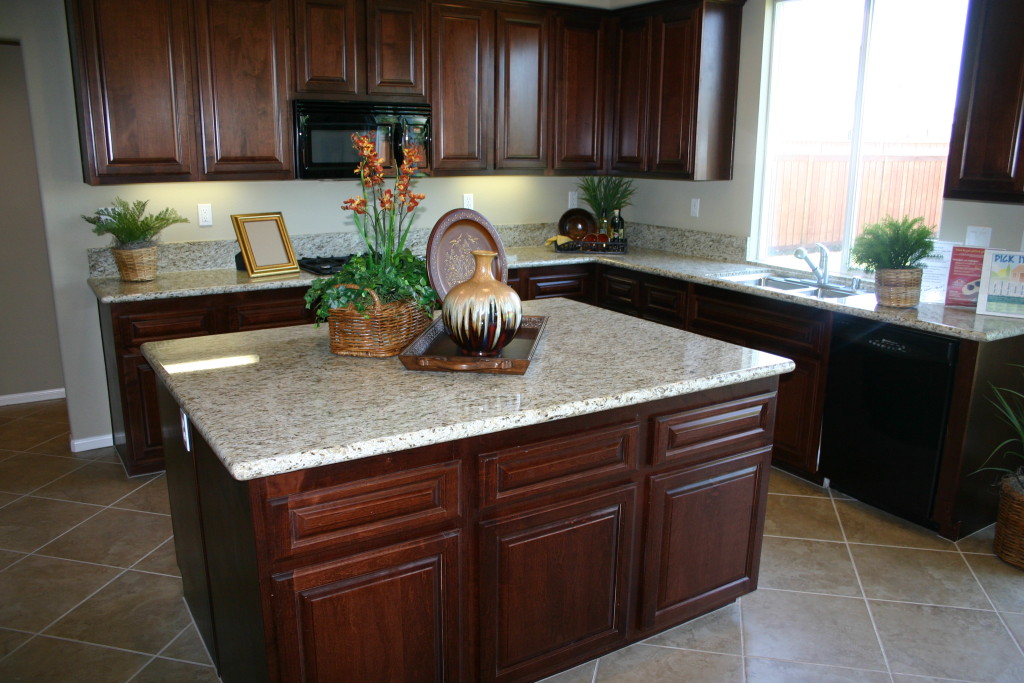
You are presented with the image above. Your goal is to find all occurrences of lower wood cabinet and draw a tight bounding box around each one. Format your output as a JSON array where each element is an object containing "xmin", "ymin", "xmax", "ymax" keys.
[
  {"xmin": 159, "ymin": 376, "xmax": 778, "ymax": 683},
  {"xmin": 508, "ymin": 264, "xmax": 595, "ymax": 303}
]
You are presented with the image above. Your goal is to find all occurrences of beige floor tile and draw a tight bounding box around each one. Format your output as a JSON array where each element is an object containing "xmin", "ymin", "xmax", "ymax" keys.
[
  {"xmin": 0, "ymin": 419, "xmax": 68, "ymax": 451},
  {"xmin": 758, "ymin": 537, "xmax": 861, "ymax": 597},
  {"xmin": 642, "ymin": 602, "xmax": 741, "ymax": 654},
  {"xmin": 0, "ymin": 448, "xmax": 17, "ymax": 462},
  {"xmin": 0, "ymin": 452, "xmax": 85, "ymax": 494},
  {"xmin": 160, "ymin": 624, "xmax": 212, "ymax": 665},
  {"xmin": 38, "ymin": 508, "xmax": 172, "ymax": 567},
  {"xmin": 745, "ymin": 658, "xmax": 891, "ymax": 682},
  {"xmin": 538, "ymin": 660, "xmax": 597, "ymax": 683},
  {"xmin": 0, "ymin": 555, "xmax": 120, "ymax": 631},
  {"xmin": 964, "ymin": 553, "xmax": 1024, "ymax": 613},
  {"xmin": 85, "ymin": 447, "xmax": 123, "ymax": 464},
  {"xmin": 1002, "ymin": 611, "xmax": 1024, "ymax": 648},
  {"xmin": 45, "ymin": 570, "xmax": 191, "ymax": 654},
  {"xmin": 33, "ymin": 462, "xmax": 154, "ymax": 506},
  {"xmin": 741, "ymin": 589, "xmax": 885, "ymax": 670},
  {"xmin": 114, "ymin": 475, "xmax": 171, "ymax": 515},
  {"xmin": 870, "ymin": 600, "xmax": 1024, "ymax": 682},
  {"xmin": 129, "ymin": 657, "xmax": 220, "ymax": 682},
  {"xmin": 0, "ymin": 548, "xmax": 24, "ymax": 570},
  {"xmin": 594, "ymin": 643, "xmax": 743, "ymax": 683},
  {"xmin": 0, "ymin": 403, "xmax": 55, "ymax": 419},
  {"xmin": 835, "ymin": 500, "xmax": 954, "ymax": 550},
  {"xmin": 20, "ymin": 400, "xmax": 69, "ymax": 424},
  {"xmin": 28, "ymin": 432, "xmax": 75, "ymax": 457},
  {"xmin": 850, "ymin": 545, "xmax": 990, "ymax": 609},
  {"xmin": 0, "ymin": 627, "xmax": 31, "ymax": 658},
  {"xmin": 891, "ymin": 676, "xmax": 975, "ymax": 683},
  {"xmin": 764, "ymin": 495, "xmax": 844, "ymax": 541},
  {"xmin": 769, "ymin": 468, "xmax": 828, "ymax": 497},
  {"xmin": 133, "ymin": 537, "xmax": 181, "ymax": 577},
  {"xmin": 0, "ymin": 496, "xmax": 100, "ymax": 552},
  {"xmin": 0, "ymin": 635, "xmax": 149, "ymax": 682},
  {"xmin": 0, "ymin": 492, "xmax": 17, "ymax": 509},
  {"xmin": 957, "ymin": 523, "xmax": 996, "ymax": 555}
]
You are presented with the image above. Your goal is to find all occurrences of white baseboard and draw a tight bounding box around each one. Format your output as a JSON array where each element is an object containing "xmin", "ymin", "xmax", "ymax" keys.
[
  {"xmin": 71, "ymin": 433, "xmax": 114, "ymax": 452},
  {"xmin": 0, "ymin": 388, "xmax": 66, "ymax": 406}
]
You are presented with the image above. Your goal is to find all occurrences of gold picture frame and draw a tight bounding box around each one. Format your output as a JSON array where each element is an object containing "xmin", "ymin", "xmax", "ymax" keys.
[{"xmin": 231, "ymin": 212, "xmax": 300, "ymax": 277}]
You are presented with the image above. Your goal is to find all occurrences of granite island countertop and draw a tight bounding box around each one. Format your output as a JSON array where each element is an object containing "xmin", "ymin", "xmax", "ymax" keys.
[
  {"xmin": 141, "ymin": 297, "xmax": 795, "ymax": 481},
  {"xmin": 90, "ymin": 246, "xmax": 1024, "ymax": 342}
]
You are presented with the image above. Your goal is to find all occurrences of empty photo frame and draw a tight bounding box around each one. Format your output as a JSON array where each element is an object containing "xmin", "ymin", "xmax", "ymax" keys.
[{"xmin": 231, "ymin": 212, "xmax": 300, "ymax": 277}]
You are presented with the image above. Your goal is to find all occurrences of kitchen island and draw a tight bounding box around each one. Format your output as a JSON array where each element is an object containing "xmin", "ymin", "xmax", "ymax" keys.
[{"xmin": 143, "ymin": 297, "xmax": 793, "ymax": 683}]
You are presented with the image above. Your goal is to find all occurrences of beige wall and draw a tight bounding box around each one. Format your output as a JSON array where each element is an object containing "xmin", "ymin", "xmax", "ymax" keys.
[
  {"xmin": 0, "ymin": 42, "xmax": 64, "ymax": 399},
  {"xmin": 1, "ymin": 0, "xmax": 1021, "ymax": 448}
]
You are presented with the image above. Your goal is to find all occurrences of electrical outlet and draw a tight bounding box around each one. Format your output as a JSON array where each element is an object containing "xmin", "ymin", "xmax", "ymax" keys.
[
  {"xmin": 197, "ymin": 203, "xmax": 213, "ymax": 227},
  {"xmin": 463, "ymin": 193, "xmax": 474, "ymax": 209},
  {"xmin": 690, "ymin": 198, "xmax": 700, "ymax": 218},
  {"xmin": 568, "ymin": 191, "xmax": 578, "ymax": 209}
]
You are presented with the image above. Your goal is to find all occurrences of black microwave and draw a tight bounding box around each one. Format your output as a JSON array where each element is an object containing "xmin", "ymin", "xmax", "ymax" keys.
[{"xmin": 293, "ymin": 100, "xmax": 431, "ymax": 179}]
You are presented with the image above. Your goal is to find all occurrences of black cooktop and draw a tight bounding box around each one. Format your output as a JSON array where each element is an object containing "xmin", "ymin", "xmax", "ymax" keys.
[{"xmin": 298, "ymin": 256, "xmax": 352, "ymax": 275}]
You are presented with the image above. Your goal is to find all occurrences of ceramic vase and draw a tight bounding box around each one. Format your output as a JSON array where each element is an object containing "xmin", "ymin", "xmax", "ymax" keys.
[{"xmin": 442, "ymin": 250, "xmax": 522, "ymax": 356}]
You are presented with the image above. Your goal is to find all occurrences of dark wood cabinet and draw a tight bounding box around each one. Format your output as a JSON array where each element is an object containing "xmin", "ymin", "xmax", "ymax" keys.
[
  {"xmin": 686, "ymin": 284, "xmax": 831, "ymax": 479},
  {"xmin": 494, "ymin": 7, "xmax": 550, "ymax": 171},
  {"xmin": 610, "ymin": 0, "xmax": 743, "ymax": 179},
  {"xmin": 551, "ymin": 11, "xmax": 608, "ymax": 172},
  {"xmin": 99, "ymin": 287, "xmax": 314, "ymax": 475},
  {"xmin": 366, "ymin": 0, "xmax": 428, "ymax": 96},
  {"xmin": 520, "ymin": 264, "xmax": 595, "ymax": 302},
  {"xmin": 66, "ymin": 0, "xmax": 197, "ymax": 184},
  {"xmin": 430, "ymin": 2, "xmax": 495, "ymax": 172},
  {"xmin": 194, "ymin": 0, "xmax": 293, "ymax": 179},
  {"xmin": 596, "ymin": 265, "xmax": 687, "ymax": 327},
  {"xmin": 944, "ymin": 0, "xmax": 1024, "ymax": 203}
]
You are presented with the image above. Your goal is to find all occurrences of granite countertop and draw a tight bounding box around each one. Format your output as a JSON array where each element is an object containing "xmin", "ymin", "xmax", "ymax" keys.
[
  {"xmin": 90, "ymin": 245, "xmax": 1024, "ymax": 342},
  {"xmin": 142, "ymin": 297, "xmax": 795, "ymax": 481}
]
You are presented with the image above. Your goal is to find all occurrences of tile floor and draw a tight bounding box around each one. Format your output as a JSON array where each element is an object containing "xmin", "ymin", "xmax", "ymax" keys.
[{"xmin": 0, "ymin": 399, "xmax": 1022, "ymax": 682}]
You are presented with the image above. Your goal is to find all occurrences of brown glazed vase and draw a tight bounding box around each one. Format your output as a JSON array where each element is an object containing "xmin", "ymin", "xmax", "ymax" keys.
[{"xmin": 441, "ymin": 250, "xmax": 522, "ymax": 356}]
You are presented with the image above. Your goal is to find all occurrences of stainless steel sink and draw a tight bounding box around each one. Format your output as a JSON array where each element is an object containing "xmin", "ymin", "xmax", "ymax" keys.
[{"xmin": 720, "ymin": 273, "xmax": 862, "ymax": 298}]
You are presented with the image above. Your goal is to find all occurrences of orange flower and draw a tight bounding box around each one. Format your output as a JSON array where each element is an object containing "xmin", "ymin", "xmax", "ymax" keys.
[{"xmin": 343, "ymin": 197, "xmax": 367, "ymax": 214}]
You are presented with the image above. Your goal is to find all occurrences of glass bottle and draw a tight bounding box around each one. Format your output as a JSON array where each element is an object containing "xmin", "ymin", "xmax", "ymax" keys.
[
  {"xmin": 610, "ymin": 209, "xmax": 625, "ymax": 242},
  {"xmin": 598, "ymin": 211, "xmax": 611, "ymax": 238}
]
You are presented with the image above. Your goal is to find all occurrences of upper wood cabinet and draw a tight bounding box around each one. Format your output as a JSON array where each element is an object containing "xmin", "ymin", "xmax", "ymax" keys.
[
  {"xmin": 293, "ymin": 0, "xmax": 427, "ymax": 98},
  {"xmin": 944, "ymin": 0, "xmax": 1024, "ymax": 203},
  {"xmin": 610, "ymin": 0, "xmax": 743, "ymax": 179},
  {"xmin": 551, "ymin": 11, "xmax": 608, "ymax": 172},
  {"xmin": 495, "ymin": 7, "xmax": 550, "ymax": 171},
  {"xmin": 66, "ymin": 0, "xmax": 197, "ymax": 184}
]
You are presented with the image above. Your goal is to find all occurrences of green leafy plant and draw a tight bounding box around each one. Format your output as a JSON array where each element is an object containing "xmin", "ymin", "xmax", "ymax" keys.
[
  {"xmin": 850, "ymin": 215, "xmax": 935, "ymax": 272},
  {"xmin": 82, "ymin": 197, "xmax": 188, "ymax": 249},
  {"xmin": 577, "ymin": 176, "xmax": 636, "ymax": 218},
  {"xmin": 305, "ymin": 134, "xmax": 439, "ymax": 322},
  {"xmin": 975, "ymin": 366, "xmax": 1024, "ymax": 492}
]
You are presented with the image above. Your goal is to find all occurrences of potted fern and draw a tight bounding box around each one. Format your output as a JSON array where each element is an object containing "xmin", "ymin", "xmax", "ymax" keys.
[
  {"xmin": 577, "ymin": 176, "xmax": 636, "ymax": 232},
  {"xmin": 976, "ymin": 367, "xmax": 1024, "ymax": 570},
  {"xmin": 851, "ymin": 215, "xmax": 935, "ymax": 308},
  {"xmin": 83, "ymin": 197, "xmax": 189, "ymax": 281}
]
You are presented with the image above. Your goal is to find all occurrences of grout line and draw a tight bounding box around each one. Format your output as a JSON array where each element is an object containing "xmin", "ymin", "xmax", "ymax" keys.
[
  {"xmin": 829, "ymin": 487, "xmax": 896, "ymax": 683},
  {"xmin": 956, "ymin": 541, "xmax": 1024, "ymax": 662}
]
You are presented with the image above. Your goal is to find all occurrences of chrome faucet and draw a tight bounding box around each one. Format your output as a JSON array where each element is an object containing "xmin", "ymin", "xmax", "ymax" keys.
[{"xmin": 793, "ymin": 243, "xmax": 830, "ymax": 285}]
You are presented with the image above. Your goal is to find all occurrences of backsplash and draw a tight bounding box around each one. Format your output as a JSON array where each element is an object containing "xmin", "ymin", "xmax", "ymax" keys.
[{"xmin": 87, "ymin": 223, "xmax": 747, "ymax": 277}]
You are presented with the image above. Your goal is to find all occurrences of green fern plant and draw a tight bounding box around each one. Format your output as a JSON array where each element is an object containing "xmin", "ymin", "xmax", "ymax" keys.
[
  {"xmin": 851, "ymin": 215, "xmax": 935, "ymax": 272},
  {"xmin": 577, "ymin": 176, "xmax": 636, "ymax": 218},
  {"xmin": 975, "ymin": 366, "xmax": 1024, "ymax": 493},
  {"xmin": 82, "ymin": 197, "xmax": 189, "ymax": 249}
]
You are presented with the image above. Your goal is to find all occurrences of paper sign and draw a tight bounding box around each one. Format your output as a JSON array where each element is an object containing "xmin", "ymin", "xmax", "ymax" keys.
[
  {"xmin": 965, "ymin": 225, "xmax": 992, "ymax": 247},
  {"xmin": 944, "ymin": 246, "xmax": 987, "ymax": 307},
  {"xmin": 978, "ymin": 250, "xmax": 1024, "ymax": 318}
]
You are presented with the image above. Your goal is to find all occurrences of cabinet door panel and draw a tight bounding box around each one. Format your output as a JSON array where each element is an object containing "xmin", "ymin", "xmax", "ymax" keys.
[
  {"xmin": 224, "ymin": 289, "xmax": 313, "ymax": 331},
  {"xmin": 480, "ymin": 486, "xmax": 636, "ymax": 682},
  {"xmin": 119, "ymin": 356, "xmax": 167, "ymax": 475},
  {"xmin": 611, "ymin": 16, "xmax": 651, "ymax": 173},
  {"xmin": 648, "ymin": 5, "xmax": 698, "ymax": 175},
  {"xmin": 272, "ymin": 533, "xmax": 464, "ymax": 682},
  {"xmin": 640, "ymin": 279, "xmax": 686, "ymax": 327},
  {"xmin": 119, "ymin": 307, "xmax": 218, "ymax": 348},
  {"xmin": 431, "ymin": 3, "xmax": 494, "ymax": 171},
  {"xmin": 642, "ymin": 448, "xmax": 770, "ymax": 631},
  {"xmin": 772, "ymin": 361, "xmax": 824, "ymax": 474},
  {"xmin": 194, "ymin": 0, "xmax": 292, "ymax": 178},
  {"xmin": 495, "ymin": 9, "xmax": 549, "ymax": 170},
  {"xmin": 526, "ymin": 267, "xmax": 593, "ymax": 301},
  {"xmin": 293, "ymin": 0, "xmax": 362, "ymax": 94},
  {"xmin": 551, "ymin": 13, "xmax": 607, "ymax": 171},
  {"xmin": 367, "ymin": 0, "xmax": 427, "ymax": 96},
  {"xmin": 69, "ymin": 0, "xmax": 195, "ymax": 182},
  {"xmin": 652, "ymin": 392, "xmax": 775, "ymax": 468}
]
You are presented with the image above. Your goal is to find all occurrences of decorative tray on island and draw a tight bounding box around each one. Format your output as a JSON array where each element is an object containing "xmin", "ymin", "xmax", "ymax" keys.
[{"xmin": 399, "ymin": 316, "xmax": 548, "ymax": 375}]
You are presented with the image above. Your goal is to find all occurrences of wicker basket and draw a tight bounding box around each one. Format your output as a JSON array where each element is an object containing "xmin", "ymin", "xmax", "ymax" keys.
[
  {"xmin": 327, "ymin": 285, "xmax": 431, "ymax": 357},
  {"xmin": 994, "ymin": 477, "xmax": 1024, "ymax": 570},
  {"xmin": 113, "ymin": 246, "xmax": 158, "ymax": 282},
  {"xmin": 874, "ymin": 268, "xmax": 922, "ymax": 308}
]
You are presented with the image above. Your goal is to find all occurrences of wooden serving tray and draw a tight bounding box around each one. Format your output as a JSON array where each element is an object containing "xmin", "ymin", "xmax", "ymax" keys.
[{"xmin": 399, "ymin": 316, "xmax": 547, "ymax": 375}]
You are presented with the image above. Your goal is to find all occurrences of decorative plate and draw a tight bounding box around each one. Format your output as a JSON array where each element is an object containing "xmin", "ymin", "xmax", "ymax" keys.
[
  {"xmin": 426, "ymin": 208, "xmax": 508, "ymax": 300},
  {"xmin": 558, "ymin": 208, "xmax": 596, "ymax": 240}
]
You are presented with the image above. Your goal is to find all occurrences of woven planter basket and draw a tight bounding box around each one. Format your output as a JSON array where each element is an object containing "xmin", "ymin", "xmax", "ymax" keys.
[
  {"xmin": 327, "ymin": 285, "xmax": 430, "ymax": 358},
  {"xmin": 874, "ymin": 268, "xmax": 922, "ymax": 308},
  {"xmin": 113, "ymin": 246, "xmax": 158, "ymax": 282},
  {"xmin": 994, "ymin": 477, "xmax": 1024, "ymax": 570}
]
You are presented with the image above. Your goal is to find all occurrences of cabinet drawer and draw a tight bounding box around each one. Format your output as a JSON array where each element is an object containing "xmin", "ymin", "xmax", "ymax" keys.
[
  {"xmin": 480, "ymin": 423, "xmax": 639, "ymax": 507},
  {"xmin": 265, "ymin": 461, "xmax": 461, "ymax": 563},
  {"xmin": 652, "ymin": 392, "xmax": 775, "ymax": 467},
  {"xmin": 118, "ymin": 307, "xmax": 217, "ymax": 348},
  {"xmin": 526, "ymin": 267, "xmax": 592, "ymax": 301},
  {"xmin": 225, "ymin": 290, "xmax": 312, "ymax": 331}
]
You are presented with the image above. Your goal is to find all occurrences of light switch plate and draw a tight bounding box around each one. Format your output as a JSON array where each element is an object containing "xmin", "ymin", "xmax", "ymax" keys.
[
  {"xmin": 568, "ymin": 191, "xmax": 578, "ymax": 209},
  {"xmin": 690, "ymin": 198, "xmax": 700, "ymax": 217}
]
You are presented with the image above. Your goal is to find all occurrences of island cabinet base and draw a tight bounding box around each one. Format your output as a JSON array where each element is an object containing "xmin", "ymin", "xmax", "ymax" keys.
[{"xmin": 159, "ymin": 377, "xmax": 779, "ymax": 683}]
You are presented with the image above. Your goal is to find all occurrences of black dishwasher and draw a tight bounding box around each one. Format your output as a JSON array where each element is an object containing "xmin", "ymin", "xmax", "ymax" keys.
[{"xmin": 820, "ymin": 314, "xmax": 958, "ymax": 527}]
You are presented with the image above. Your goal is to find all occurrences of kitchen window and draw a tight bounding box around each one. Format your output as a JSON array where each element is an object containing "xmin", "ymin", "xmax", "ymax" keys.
[{"xmin": 753, "ymin": 0, "xmax": 969, "ymax": 274}]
